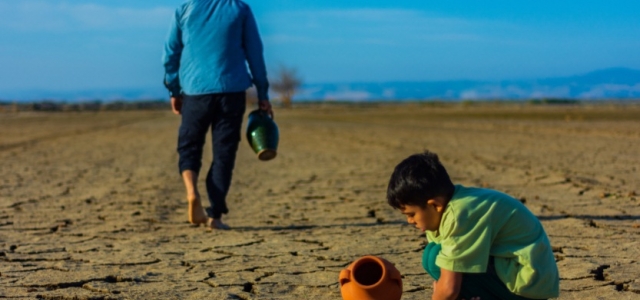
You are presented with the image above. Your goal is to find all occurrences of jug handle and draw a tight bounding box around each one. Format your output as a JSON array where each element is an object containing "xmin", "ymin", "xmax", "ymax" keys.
[
  {"xmin": 256, "ymin": 108, "xmax": 273, "ymax": 119},
  {"xmin": 338, "ymin": 269, "xmax": 351, "ymax": 286}
]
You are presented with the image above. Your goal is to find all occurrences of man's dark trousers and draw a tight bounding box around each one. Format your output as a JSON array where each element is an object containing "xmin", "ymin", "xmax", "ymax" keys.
[{"xmin": 177, "ymin": 92, "xmax": 246, "ymax": 219}]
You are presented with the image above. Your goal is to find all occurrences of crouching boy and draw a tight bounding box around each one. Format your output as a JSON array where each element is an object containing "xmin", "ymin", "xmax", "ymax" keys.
[{"xmin": 387, "ymin": 151, "xmax": 559, "ymax": 300}]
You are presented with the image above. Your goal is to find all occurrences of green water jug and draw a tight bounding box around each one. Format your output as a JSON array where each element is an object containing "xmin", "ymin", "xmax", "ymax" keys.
[{"xmin": 246, "ymin": 109, "xmax": 279, "ymax": 161}]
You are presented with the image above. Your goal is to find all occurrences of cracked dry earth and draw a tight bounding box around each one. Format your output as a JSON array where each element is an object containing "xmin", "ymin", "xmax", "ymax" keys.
[{"xmin": 1, "ymin": 104, "xmax": 639, "ymax": 300}]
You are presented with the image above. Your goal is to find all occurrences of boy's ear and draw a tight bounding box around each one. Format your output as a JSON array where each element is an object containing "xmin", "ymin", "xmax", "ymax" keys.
[{"xmin": 426, "ymin": 197, "xmax": 447, "ymax": 213}]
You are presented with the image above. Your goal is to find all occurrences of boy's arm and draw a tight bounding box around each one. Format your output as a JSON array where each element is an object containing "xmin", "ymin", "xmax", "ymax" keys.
[{"xmin": 432, "ymin": 268, "xmax": 462, "ymax": 300}]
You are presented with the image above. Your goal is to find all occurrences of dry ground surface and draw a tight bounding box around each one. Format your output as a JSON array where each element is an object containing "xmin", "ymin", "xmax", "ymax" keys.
[{"xmin": 1, "ymin": 103, "xmax": 639, "ymax": 300}]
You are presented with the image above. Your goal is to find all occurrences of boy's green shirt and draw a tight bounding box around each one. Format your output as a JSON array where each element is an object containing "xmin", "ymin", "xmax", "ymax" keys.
[{"xmin": 426, "ymin": 185, "xmax": 560, "ymax": 298}]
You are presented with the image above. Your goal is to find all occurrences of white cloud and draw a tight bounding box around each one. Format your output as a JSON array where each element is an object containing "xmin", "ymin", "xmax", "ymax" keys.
[
  {"xmin": 278, "ymin": 8, "xmax": 471, "ymax": 26},
  {"xmin": 0, "ymin": 1, "xmax": 174, "ymax": 32},
  {"xmin": 460, "ymin": 84, "xmax": 572, "ymax": 99},
  {"xmin": 382, "ymin": 88, "xmax": 396, "ymax": 98},
  {"xmin": 579, "ymin": 84, "xmax": 640, "ymax": 99},
  {"xmin": 263, "ymin": 34, "xmax": 343, "ymax": 44},
  {"xmin": 263, "ymin": 8, "xmax": 506, "ymax": 45},
  {"xmin": 324, "ymin": 90, "xmax": 372, "ymax": 101},
  {"xmin": 313, "ymin": 9, "xmax": 426, "ymax": 22}
]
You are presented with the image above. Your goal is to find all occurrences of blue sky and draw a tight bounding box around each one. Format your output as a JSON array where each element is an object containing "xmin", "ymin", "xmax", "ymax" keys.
[{"xmin": 1, "ymin": 0, "xmax": 640, "ymax": 92}]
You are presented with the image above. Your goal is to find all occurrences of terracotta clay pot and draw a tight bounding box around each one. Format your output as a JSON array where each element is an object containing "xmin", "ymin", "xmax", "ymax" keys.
[
  {"xmin": 339, "ymin": 255, "xmax": 403, "ymax": 300},
  {"xmin": 245, "ymin": 109, "xmax": 279, "ymax": 161}
]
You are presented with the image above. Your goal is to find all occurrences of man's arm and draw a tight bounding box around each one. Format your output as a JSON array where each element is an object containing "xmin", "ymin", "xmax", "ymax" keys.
[
  {"xmin": 242, "ymin": 7, "xmax": 269, "ymax": 103},
  {"xmin": 162, "ymin": 8, "xmax": 184, "ymax": 100},
  {"xmin": 432, "ymin": 268, "xmax": 462, "ymax": 300}
]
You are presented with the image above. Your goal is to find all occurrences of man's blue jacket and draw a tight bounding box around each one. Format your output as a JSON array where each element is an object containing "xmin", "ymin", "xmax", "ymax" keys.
[{"xmin": 163, "ymin": 0, "xmax": 269, "ymax": 100}]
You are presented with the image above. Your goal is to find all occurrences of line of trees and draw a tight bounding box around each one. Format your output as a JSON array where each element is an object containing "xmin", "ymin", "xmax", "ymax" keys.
[{"xmin": 0, "ymin": 100, "xmax": 169, "ymax": 113}]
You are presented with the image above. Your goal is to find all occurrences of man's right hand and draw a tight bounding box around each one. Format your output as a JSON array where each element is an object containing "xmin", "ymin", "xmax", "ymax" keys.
[
  {"xmin": 171, "ymin": 96, "xmax": 183, "ymax": 115},
  {"xmin": 258, "ymin": 99, "xmax": 274, "ymax": 119}
]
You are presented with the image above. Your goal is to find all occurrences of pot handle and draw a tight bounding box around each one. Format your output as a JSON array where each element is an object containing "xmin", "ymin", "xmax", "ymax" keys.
[
  {"xmin": 253, "ymin": 108, "xmax": 273, "ymax": 119},
  {"xmin": 338, "ymin": 269, "xmax": 351, "ymax": 286}
]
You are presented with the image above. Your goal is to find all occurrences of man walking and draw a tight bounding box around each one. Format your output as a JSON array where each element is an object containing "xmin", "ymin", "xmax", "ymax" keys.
[{"xmin": 163, "ymin": 0, "xmax": 272, "ymax": 230}]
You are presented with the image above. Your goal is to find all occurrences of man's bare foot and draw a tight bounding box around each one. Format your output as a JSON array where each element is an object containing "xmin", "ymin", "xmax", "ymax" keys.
[
  {"xmin": 207, "ymin": 218, "xmax": 230, "ymax": 230},
  {"xmin": 187, "ymin": 195, "xmax": 208, "ymax": 224}
]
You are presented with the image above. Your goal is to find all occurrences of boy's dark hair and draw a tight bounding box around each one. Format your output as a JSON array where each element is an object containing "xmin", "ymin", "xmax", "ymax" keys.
[{"xmin": 387, "ymin": 150, "xmax": 455, "ymax": 209}]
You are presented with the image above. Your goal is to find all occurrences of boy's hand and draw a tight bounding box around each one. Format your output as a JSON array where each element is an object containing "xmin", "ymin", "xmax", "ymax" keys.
[{"xmin": 433, "ymin": 281, "xmax": 480, "ymax": 300}]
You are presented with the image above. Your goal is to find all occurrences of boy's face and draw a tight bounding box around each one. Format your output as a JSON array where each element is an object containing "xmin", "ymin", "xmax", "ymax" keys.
[{"xmin": 400, "ymin": 198, "xmax": 446, "ymax": 232}]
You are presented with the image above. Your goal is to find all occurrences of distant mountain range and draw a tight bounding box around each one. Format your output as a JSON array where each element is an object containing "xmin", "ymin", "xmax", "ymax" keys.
[
  {"xmin": 298, "ymin": 67, "xmax": 640, "ymax": 101},
  {"xmin": 3, "ymin": 67, "xmax": 640, "ymax": 102}
]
